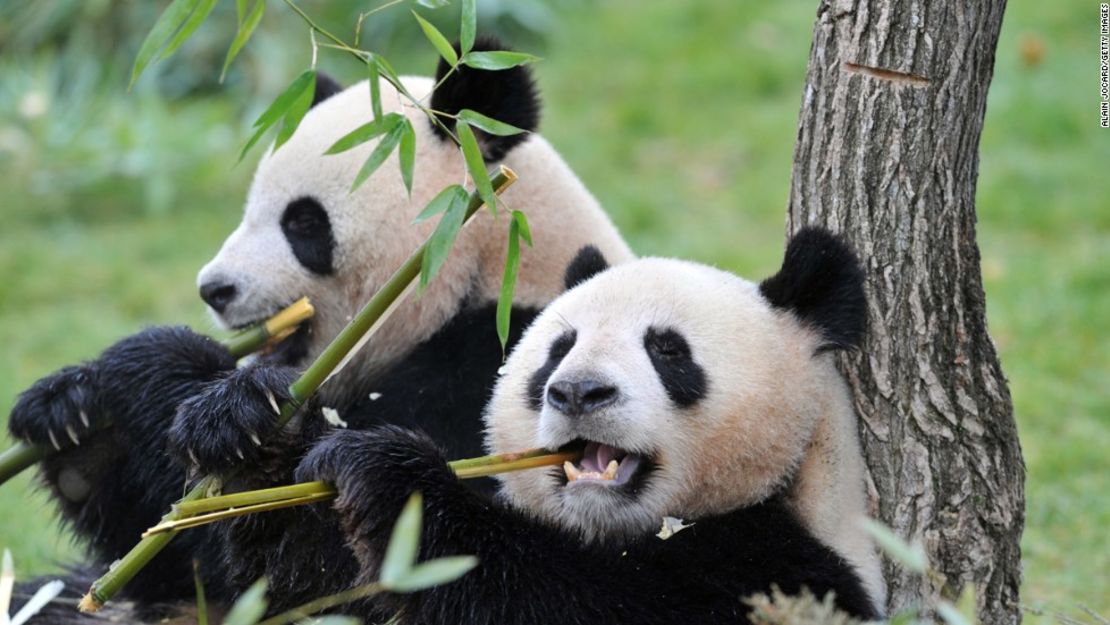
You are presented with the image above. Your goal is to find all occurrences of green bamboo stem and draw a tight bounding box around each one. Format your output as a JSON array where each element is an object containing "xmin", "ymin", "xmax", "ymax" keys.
[
  {"xmin": 0, "ymin": 443, "xmax": 46, "ymax": 485},
  {"xmin": 0, "ymin": 298, "xmax": 315, "ymax": 489},
  {"xmin": 81, "ymin": 167, "xmax": 517, "ymax": 612},
  {"xmin": 143, "ymin": 448, "xmax": 580, "ymax": 537}
]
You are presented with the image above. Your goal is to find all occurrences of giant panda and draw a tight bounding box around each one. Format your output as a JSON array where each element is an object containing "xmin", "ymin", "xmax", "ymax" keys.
[
  {"xmin": 6, "ymin": 38, "xmax": 633, "ymax": 616},
  {"xmin": 294, "ymin": 227, "xmax": 883, "ymax": 624}
]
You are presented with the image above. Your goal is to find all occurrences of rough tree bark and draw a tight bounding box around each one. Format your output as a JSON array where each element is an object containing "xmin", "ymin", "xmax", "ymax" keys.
[{"xmin": 786, "ymin": 1, "xmax": 1024, "ymax": 624}]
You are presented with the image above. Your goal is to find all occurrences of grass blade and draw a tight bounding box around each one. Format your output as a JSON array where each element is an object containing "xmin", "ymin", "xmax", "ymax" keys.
[
  {"xmin": 223, "ymin": 579, "xmax": 268, "ymax": 625},
  {"xmin": 129, "ymin": 0, "xmax": 200, "ymax": 89}
]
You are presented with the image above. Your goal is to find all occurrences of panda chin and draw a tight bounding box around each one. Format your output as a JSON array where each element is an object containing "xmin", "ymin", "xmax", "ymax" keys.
[{"xmin": 556, "ymin": 439, "xmax": 656, "ymax": 495}]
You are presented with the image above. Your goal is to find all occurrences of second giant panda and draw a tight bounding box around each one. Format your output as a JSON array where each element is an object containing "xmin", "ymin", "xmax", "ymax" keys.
[
  {"xmin": 296, "ymin": 227, "xmax": 883, "ymax": 624},
  {"xmin": 7, "ymin": 38, "xmax": 633, "ymax": 615}
]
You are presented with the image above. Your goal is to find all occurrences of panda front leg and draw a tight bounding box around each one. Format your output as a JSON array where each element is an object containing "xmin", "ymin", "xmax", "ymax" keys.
[
  {"xmin": 295, "ymin": 427, "xmax": 688, "ymax": 625},
  {"xmin": 7, "ymin": 326, "xmax": 238, "ymax": 601}
]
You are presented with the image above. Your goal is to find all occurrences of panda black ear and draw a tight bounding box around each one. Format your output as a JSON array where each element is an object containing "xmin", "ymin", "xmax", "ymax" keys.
[
  {"xmin": 759, "ymin": 227, "xmax": 867, "ymax": 351},
  {"xmin": 430, "ymin": 36, "xmax": 541, "ymax": 162},
  {"xmin": 311, "ymin": 72, "xmax": 344, "ymax": 108},
  {"xmin": 564, "ymin": 246, "xmax": 609, "ymax": 290}
]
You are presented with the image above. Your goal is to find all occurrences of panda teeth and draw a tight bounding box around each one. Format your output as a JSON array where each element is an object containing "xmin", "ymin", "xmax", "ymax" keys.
[
  {"xmin": 564, "ymin": 461, "xmax": 582, "ymax": 482},
  {"xmin": 601, "ymin": 460, "xmax": 619, "ymax": 480},
  {"xmin": 564, "ymin": 460, "xmax": 620, "ymax": 483}
]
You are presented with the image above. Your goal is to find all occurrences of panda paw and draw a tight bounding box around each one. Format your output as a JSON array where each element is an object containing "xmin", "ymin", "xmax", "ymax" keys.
[
  {"xmin": 295, "ymin": 426, "xmax": 455, "ymax": 541},
  {"xmin": 8, "ymin": 365, "xmax": 102, "ymax": 450},
  {"xmin": 168, "ymin": 364, "xmax": 299, "ymax": 475}
]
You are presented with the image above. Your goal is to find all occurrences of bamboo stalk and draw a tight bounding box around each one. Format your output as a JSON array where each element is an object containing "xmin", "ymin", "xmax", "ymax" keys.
[
  {"xmin": 0, "ymin": 298, "xmax": 315, "ymax": 489},
  {"xmin": 143, "ymin": 449, "xmax": 578, "ymax": 537},
  {"xmin": 80, "ymin": 167, "xmax": 517, "ymax": 612}
]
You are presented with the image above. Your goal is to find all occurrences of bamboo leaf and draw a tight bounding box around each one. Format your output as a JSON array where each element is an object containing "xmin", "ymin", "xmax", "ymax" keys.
[
  {"xmin": 193, "ymin": 561, "xmax": 208, "ymax": 625},
  {"xmin": 158, "ymin": 0, "xmax": 219, "ymax": 61},
  {"xmin": 399, "ymin": 119, "xmax": 416, "ymax": 196},
  {"xmin": 221, "ymin": 0, "xmax": 265, "ymax": 82},
  {"xmin": 386, "ymin": 556, "xmax": 478, "ymax": 593},
  {"xmin": 380, "ymin": 493, "xmax": 423, "ymax": 586},
  {"xmin": 412, "ymin": 11, "xmax": 458, "ymax": 66},
  {"xmin": 350, "ymin": 117, "xmax": 405, "ymax": 191},
  {"xmin": 239, "ymin": 69, "xmax": 317, "ymax": 162},
  {"xmin": 368, "ymin": 53, "xmax": 415, "ymax": 101},
  {"xmin": 861, "ymin": 519, "xmax": 927, "ymax": 573},
  {"xmin": 456, "ymin": 121, "xmax": 497, "ymax": 213},
  {"xmin": 129, "ymin": 0, "xmax": 200, "ymax": 89},
  {"xmin": 413, "ymin": 184, "xmax": 467, "ymax": 224},
  {"xmin": 416, "ymin": 0, "xmax": 451, "ymax": 7},
  {"xmin": 512, "ymin": 210, "xmax": 532, "ymax": 247},
  {"xmin": 496, "ymin": 216, "xmax": 522, "ymax": 351},
  {"xmin": 324, "ymin": 114, "xmax": 397, "ymax": 155},
  {"xmin": 307, "ymin": 618, "xmax": 360, "ymax": 625},
  {"xmin": 273, "ymin": 76, "xmax": 316, "ymax": 152},
  {"xmin": 460, "ymin": 51, "xmax": 540, "ymax": 71},
  {"xmin": 457, "ymin": 109, "xmax": 525, "ymax": 137},
  {"xmin": 419, "ymin": 186, "xmax": 470, "ymax": 287},
  {"xmin": 223, "ymin": 578, "xmax": 268, "ymax": 625},
  {"xmin": 368, "ymin": 60, "xmax": 383, "ymax": 122},
  {"xmin": 459, "ymin": 0, "xmax": 476, "ymax": 55}
]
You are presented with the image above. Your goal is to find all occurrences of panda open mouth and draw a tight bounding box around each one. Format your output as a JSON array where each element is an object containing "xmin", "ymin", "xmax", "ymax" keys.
[
  {"xmin": 232, "ymin": 311, "xmax": 313, "ymax": 366},
  {"xmin": 557, "ymin": 440, "xmax": 655, "ymax": 490}
]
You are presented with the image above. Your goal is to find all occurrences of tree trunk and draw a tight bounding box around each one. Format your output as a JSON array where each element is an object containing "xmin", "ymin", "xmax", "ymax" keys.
[{"xmin": 786, "ymin": 1, "xmax": 1024, "ymax": 623}]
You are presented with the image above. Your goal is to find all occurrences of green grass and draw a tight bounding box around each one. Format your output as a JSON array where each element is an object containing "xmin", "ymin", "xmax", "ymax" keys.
[{"xmin": 0, "ymin": 0, "xmax": 1105, "ymax": 618}]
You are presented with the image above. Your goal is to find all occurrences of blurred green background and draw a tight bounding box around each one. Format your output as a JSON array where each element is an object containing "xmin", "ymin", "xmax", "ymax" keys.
[{"xmin": 0, "ymin": 0, "xmax": 1106, "ymax": 619}]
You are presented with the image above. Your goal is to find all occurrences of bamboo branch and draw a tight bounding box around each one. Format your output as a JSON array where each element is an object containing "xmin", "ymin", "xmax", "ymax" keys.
[
  {"xmin": 143, "ymin": 448, "xmax": 579, "ymax": 536},
  {"xmin": 0, "ymin": 298, "xmax": 315, "ymax": 489},
  {"xmin": 80, "ymin": 167, "xmax": 517, "ymax": 613}
]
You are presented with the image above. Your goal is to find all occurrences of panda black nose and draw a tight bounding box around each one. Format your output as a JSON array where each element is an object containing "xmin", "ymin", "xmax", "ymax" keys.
[
  {"xmin": 546, "ymin": 379, "xmax": 619, "ymax": 417},
  {"xmin": 199, "ymin": 281, "xmax": 238, "ymax": 313}
]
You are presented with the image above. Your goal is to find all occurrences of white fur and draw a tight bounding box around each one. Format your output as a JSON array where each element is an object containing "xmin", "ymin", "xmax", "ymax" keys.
[
  {"xmin": 485, "ymin": 258, "xmax": 885, "ymax": 609},
  {"xmin": 197, "ymin": 76, "xmax": 634, "ymax": 404}
]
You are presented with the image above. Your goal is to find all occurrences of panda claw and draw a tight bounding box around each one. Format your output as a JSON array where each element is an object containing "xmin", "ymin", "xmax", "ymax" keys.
[
  {"xmin": 79, "ymin": 410, "xmax": 90, "ymax": 428},
  {"xmin": 66, "ymin": 425, "xmax": 81, "ymax": 446},
  {"xmin": 249, "ymin": 432, "xmax": 262, "ymax": 446},
  {"xmin": 265, "ymin": 389, "xmax": 281, "ymax": 416},
  {"xmin": 235, "ymin": 447, "xmax": 245, "ymax": 460},
  {"xmin": 48, "ymin": 429, "xmax": 61, "ymax": 451}
]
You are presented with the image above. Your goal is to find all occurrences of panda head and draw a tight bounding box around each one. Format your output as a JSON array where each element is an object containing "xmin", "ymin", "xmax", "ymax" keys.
[
  {"xmin": 485, "ymin": 229, "xmax": 866, "ymax": 542},
  {"xmin": 196, "ymin": 38, "xmax": 540, "ymax": 365}
]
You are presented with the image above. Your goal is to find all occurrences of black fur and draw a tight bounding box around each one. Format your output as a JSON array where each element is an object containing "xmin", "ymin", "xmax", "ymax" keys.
[
  {"xmin": 563, "ymin": 245, "xmax": 609, "ymax": 290},
  {"xmin": 312, "ymin": 72, "xmax": 344, "ymax": 108},
  {"xmin": 7, "ymin": 327, "xmax": 238, "ymax": 605},
  {"xmin": 7, "ymin": 301, "xmax": 540, "ymax": 621},
  {"xmin": 525, "ymin": 330, "xmax": 577, "ymax": 411},
  {"xmin": 167, "ymin": 364, "xmax": 299, "ymax": 476},
  {"xmin": 281, "ymin": 197, "xmax": 336, "ymax": 276},
  {"xmin": 295, "ymin": 426, "xmax": 880, "ymax": 625},
  {"xmin": 758, "ymin": 227, "xmax": 867, "ymax": 351},
  {"xmin": 430, "ymin": 36, "xmax": 540, "ymax": 162},
  {"xmin": 643, "ymin": 327, "xmax": 708, "ymax": 408}
]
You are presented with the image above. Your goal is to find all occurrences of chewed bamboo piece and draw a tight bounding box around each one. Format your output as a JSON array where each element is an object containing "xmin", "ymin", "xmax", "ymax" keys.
[
  {"xmin": 142, "ymin": 448, "xmax": 579, "ymax": 537},
  {"xmin": 0, "ymin": 297, "xmax": 315, "ymax": 488}
]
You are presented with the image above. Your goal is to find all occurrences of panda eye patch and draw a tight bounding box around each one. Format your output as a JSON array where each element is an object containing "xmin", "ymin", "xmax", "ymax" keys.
[
  {"xmin": 644, "ymin": 327, "xmax": 707, "ymax": 408},
  {"xmin": 525, "ymin": 330, "xmax": 577, "ymax": 411},
  {"xmin": 281, "ymin": 197, "xmax": 335, "ymax": 275}
]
